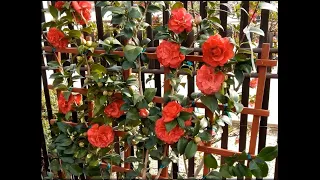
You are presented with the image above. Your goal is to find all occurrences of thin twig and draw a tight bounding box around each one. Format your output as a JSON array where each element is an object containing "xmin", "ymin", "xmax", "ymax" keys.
[{"xmin": 141, "ymin": 149, "xmax": 149, "ymax": 179}]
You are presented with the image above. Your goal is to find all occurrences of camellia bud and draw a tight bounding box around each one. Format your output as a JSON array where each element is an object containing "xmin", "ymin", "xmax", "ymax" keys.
[
  {"xmin": 194, "ymin": 14, "xmax": 202, "ymax": 25},
  {"xmin": 86, "ymin": 40, "xmax": 93, "ymax": 47},
  {"xmin": 104, "ymin": 39, "xmax": 111, "ymax": 44},
  {"xmin": 225, "ymin": 75, "xmax": 228, "ymax": 81},
  {"xmin": 82, "ymin": 132, "xmax": 87, "ymax": 137},
  {"xmin": 97, "ymin": 82, "xmax": 103, "ymax": 87},
  {"xmin": 86, "ymin": 153, "xmax": 93, "ymax": 159},
  {"xmin": 107, "ymin": 91, "xmax": 113, "ymax": 96},
  {"xmin": 103, "ymin": 91, "xmax": 108, "ymax": 96},
  {"xmin": 79, "ymin": 142, "xmax": 85, "ymax": 147},
  {"xmin": 223, "ymin": 82, "xmax": 227, "ymax": 88},
  {"xmin": 76, "ymin": 56, "xmax": 83, "ymax": 61},
  {"xmin": 194, "ymin": 136, "xmax": 201, "ymax": 144},
  {"xmin": 139, "ymin": 109, "xmax": 149, "ymax": 118}
]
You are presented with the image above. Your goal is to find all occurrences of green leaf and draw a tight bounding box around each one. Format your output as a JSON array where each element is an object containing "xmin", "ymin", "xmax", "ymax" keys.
[
  {"xmin": 133, "ymin": 91, "xmax": 144, "ymax": 105},
  {"xmin": 234, "ymin": 102, "xmax": 244, "ymax": 113},
  {"xmin": 82, "ymin": 27, "xmax": 92, "ymax": 34},
  {"xmin": 259, "ymin": 2, "xmax": 278, "ymax": 12},
  {"xmin": 215, "ymin": 92, "xmax": 227, "ymax": 104},
  {"xmin": 144, "ymin": 88, "xmax": 157, "ymax": 103},
  {"xmin": 206, "ymin": 171, "xmax": 222, "ymax": 179},
  {"xmin": 198, "ymin": 131, "xmax": 212, "ymax": 141},
  {"xmin": 111, "ymin": 14, "xmax": 124, "ymax": 24},
  {"xmin": 154, "ymin": 33, "xmax": 170, "ymax": 40},
  {"xmin": 124, "ymin": 45, "xmax": 143, "ymax": 62},
  {"xmin": 49, "ymin": 159, "xmax": 60, "ymax": 171},
  {"xmin": 77, "ymin": 149, "xmax": 87, "ymax": 159},
  {"xmin": 124, "ymin": 156, "xmax": 140, "ymax": 163},
  {"xmin": 161, "ymin": 157, "xmax": 171, "ymax": 168},
  {"xmin": 248, "ymin": 26, "xmax": 265, "ymax": 36},
  {"xmin": 193, "ymin": 121, "xmax": 200, "ymax": 136},
  {"xmin": 137, "ymin": 99, "xmax": 149, "ymax": 109},
  {"xmin": 171, "ymin": 2, "xmax": 184, "ymax": 10},
  {"xmin": 147, "ymin": 5, "xmax": 162, "ymax": 13},
  {"xmin": 126, "ymin": 170, "xmax": 139, "ymax": 179},
  {"xmin": 49, "ymin": 5, "xmax": 58, "ymax": 19},
  {"xmin": 110, "ymin": 154, "xmax": 121, "ymax": 165},
  {"xmin": 123, "ymin": 27, "xmax": 134, "ymax": 39},
  {"xmin": 213, "ymin": 22, "xmax": 224, "ymax": 31},
  {"xmin": 122, "ymin": 60, "xmax": 135, "ymax": 70},
  {"xmin": 57, "ymin": 122, "xmax": 71, "ymax": 133},
  {"xmin": 141, "ymin": 38, "xmax": 151, "ymax": 46},
  {"xmin": 128, "ymin": 7, "xmax": 142, "ymax": 18},
  {"xmin": 257, "ymin": 145, "xmax": 278, "ymax": 161},
  {"xmin": 145, "ymin": 136, "xmax": 157, "ymax": 149},
  {"xmin": 204, "ymin": 154, "xmax": 218, "ymax": 168},
  {"xmin": 200, "ymin": 95, "xmax": 218, "ymax": 113},
  {"xmin": 235, "ymin": 69, "xmax": 244, "ymax": 85},
  {"xmin": 68, "ymin": 30, "xmax": 82, "ymax": 38},
  {"xmin": 64, "ymin": 145, "xmax": 77, "ymax": 154},
  {"xmin": 237, "ymin": 163, "xmax": 252, "ymax": 177},
  {"xmin": 180, "ymin": 46, "xmax": 193, "ymax": 55},
  {"xmin": 95, "ymin": 1, "xmax": 109, "ymax": 7},
  {"xmin": 126, "ymin": 108, "xmax": 140, "ymax": 120},
  {"xmin": 249, "ymin": 158, "xmax": 268, "ymax": 178},
  {"xmin": 165, "ymin": 120, "xmax": 178, "ymax": 132},
  {"xmin": 209, "ymin": 16, "xmax": 221, "ymax": 24},
  {"xmin": 219, "ymin": 164, "xmax": 232, "ymax": 178},
  {"xmin": 231, "ymin": 165, "xmax": 242, "ymax": 177},
  {"xmin": 191, "ymin": 92, "xmax": 203, "ymax": 99},
  {"xmin": 184, "ymin": 141, "xmax": 197, "ymax": 159},
  {"xmin": 238, "ymin": 151, "xmax": 248, "ymax": 161},
  {"xmin": 177, "ymin": 117, "xmax": 185, "ymax": 128},
  {"xmin": 177, "ymin": 137, "xmax": 188, "ymax": 154},
  {"xmin": 69, "ymin": 164, "xmax": 83, "ymax": 176},
  {"xmin": 60, "ymin": 157, "xmax": 74, "ymax": 163},
  {"xmin": 106, "ymin": 6, "xmax": 126, "ymax": 14},
  {"xmin": 91, "ymin": 64, "xmax": 107, "ymax": 75},
  {"xmin": 58, "ymin": 138, "xmax": 72, "ymax": 146}
]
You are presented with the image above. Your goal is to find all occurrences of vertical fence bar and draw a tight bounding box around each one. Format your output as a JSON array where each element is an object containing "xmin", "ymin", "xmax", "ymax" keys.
[
  {"xmin": 41, "ymin": 1, "xmax": 54, "ymax": 177},
  {"xmin": 257, "ymin": 2, "xmax": 270, "ymax": 180},
  {"xmin": 219, "ymin": 3, "xmax": 228, "ymax": 179},
  {"xmin": 238, "ymin": 2, "xmax": 250, "ymax": 180}
]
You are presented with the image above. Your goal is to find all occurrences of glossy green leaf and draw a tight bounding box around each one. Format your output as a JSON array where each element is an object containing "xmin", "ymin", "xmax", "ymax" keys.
[
  {"xmin": 200, "ymin": 95, "xmax": 218, "ymax": 113},
  {"xmin": 204, "ymin": 154, "xmax": 218, "ymax": 168},
  {"xmin": 177, "ymin": 137, "xmax": 188, "ymax": 154},
  {"xmin": 257, "ymin": 145, "xmax": 278, "ymax": 161},
  {"xmin": 184, "ymin": 141, "xmax": 197, "ymax": 159}
]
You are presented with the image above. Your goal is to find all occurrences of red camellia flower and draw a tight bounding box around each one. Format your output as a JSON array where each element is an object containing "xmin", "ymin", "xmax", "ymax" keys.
[
  {"xmin": 182, "ymin": 107, "xmax": 193, "ymax": 126},
  {"xmin": 196, "ymin": 65, "xmax": 225, "ymax": 95},
  {"xmin": 58, "ymin": 92, "xmax": 82, "ymax": 114},
  {"xmin": 202, "ymin": 34, "xmax": 234, "ymax": 67},
  {"xmin": 55, "ymin": 1, "xmax": 65, "ymax": 11},
  {"xmin": 104, "ymin": 99, "xmax": 125, "ymax": 118},
  {"xmin": 249, "ymin": 78, "xmax": 258, "ymax": 88},
  {"xmin": 87, "ymin": 124, "xmax": 114, "ymax": 148},
  {"xmin": 162, "ymin": 101, "xmax": 183, "ymax": 123},
  {"xmin": 168, "ymin": 8, "xmax": 193, "ymax": 34},
  {"xmin": 155, "ymin": 117, "xmax": 185, "ymax": 144},
  {"xmin": 72, "ymin": 1, "xmax": 92, "ymax": 25},
  {"xmin": 156, "ymin": 40, "xmax": 185, "ymax": 68},
  {"xmin": 47, "ymin": 27, "xmax": 68, "ymax": 49},
  {"xmin": 139, "ymin": 109, "xmax": 149, "ymax": 118}
]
